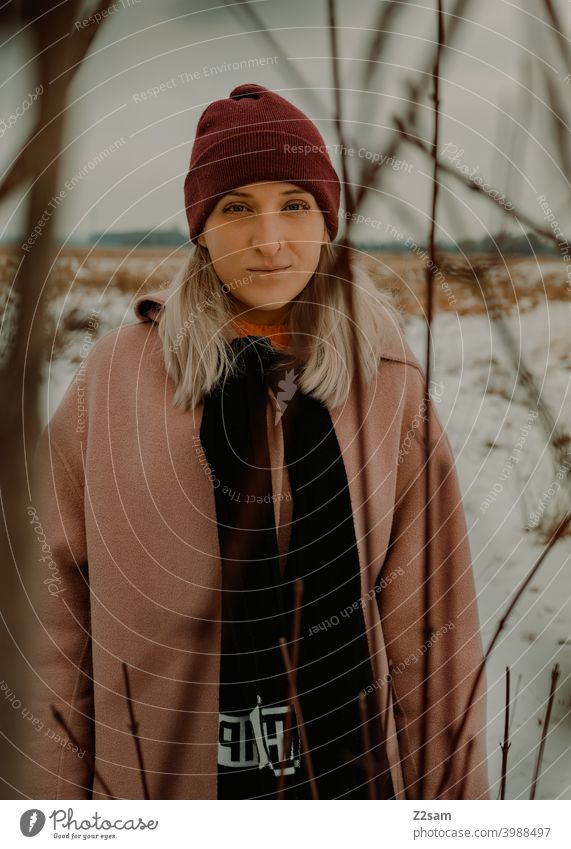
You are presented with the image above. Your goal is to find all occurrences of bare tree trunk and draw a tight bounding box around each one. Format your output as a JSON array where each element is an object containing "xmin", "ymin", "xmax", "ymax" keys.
[{"xmin": 0, "ymin": 0, "xmax": 107, "ymax": 800}]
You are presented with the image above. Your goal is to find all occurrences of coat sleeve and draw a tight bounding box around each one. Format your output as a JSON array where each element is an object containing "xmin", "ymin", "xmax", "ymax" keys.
[
  {"xmin": 23, "ymin": 365, "xmax": 95, "ymax": 799},
  {"xmin": 377, "ymin": 362, "xmax": 491, "ymax": 800}
]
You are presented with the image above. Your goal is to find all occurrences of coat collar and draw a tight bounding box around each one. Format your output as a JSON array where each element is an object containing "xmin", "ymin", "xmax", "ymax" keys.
[{"xmin": 132, "ymin": 288, "xmax": 420, "ymax": 370}]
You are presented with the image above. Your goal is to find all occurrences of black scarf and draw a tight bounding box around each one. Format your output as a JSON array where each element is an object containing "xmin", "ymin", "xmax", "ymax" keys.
[{"xmin": 199, "ymin": 335, "xmax": 394, "ymax": 800}]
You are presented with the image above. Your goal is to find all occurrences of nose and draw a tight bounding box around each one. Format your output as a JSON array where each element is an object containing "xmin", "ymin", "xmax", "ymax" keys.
[{"xmin": 249, "ymin": 210, "xmax": 284, "ymax": 257}]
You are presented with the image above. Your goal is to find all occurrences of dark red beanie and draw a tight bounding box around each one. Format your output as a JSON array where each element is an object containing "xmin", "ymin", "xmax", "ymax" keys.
[{"xmin": 183, "ymin": 83, "xmax": 341, "ymax": 244}]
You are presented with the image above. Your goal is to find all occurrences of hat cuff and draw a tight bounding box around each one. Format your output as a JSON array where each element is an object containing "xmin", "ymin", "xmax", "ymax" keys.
[{"xmin": 184, "ymin": 130, "xmax": 340, "ymax": 243}]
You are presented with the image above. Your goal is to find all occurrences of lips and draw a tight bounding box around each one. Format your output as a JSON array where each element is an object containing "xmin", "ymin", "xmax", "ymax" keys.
[{"xmin": 247, "ymin": 266, "xmax": 291, "ymax": 274}]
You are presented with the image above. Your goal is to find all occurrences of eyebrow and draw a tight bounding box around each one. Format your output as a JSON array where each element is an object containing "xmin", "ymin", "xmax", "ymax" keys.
[{"xmin": 222, "ymin": 188, "xmax": 312, "ymax": 199}]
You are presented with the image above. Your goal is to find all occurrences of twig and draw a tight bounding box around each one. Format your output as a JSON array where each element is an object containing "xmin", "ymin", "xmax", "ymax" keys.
[
  {"xmin": 529, "ymin": 663, "xmax": 560, "ymax": 800},
  {"xmin": 500, "ymin": 666, "xmax": 511, "ymax": 800},
  {"xmin": 394, "ymin": 120, "xmax": 571, "ymax": 249},
  {"xmin": 457, "ymin": 735, "xmax": 475, "ymax": 800},
  {"xmin": 276, "ymin": 578, "xmax": 304, "ymax": 799},
  {"xmin": 223, "ymin": 0, "xmax": 473, "ymax": 245},
  {"xmin": 542, "ymin": 0, "xmax": 571, "ymax": 74},
  {"xmin": 386, "ymin": 658, "xmax": 411, "ymax": 798},
  {"xmin": 508, "ymin": 672, "xmax": 523, "ymax": 738},
  {"xmin": 51, "ymin": 706, "xmax": 116, "ymax": 799},
  {"xmin": 121, "ymin": 662, "xmax": 150, "ymax": 800},
  {"xmin": 217, "ymin": 0, "xmax": 326, "ymax": 118},
  {"xmin": 435, "ymin": 511, "xmax": 571, "ymax": 798},
  {"xmin": 544, "ymin": 73, "xmax": 571, "ymax": 190},
  {"xmin": 358, "ymin": 691, "xmax": 377, "ymax": 799},
  {"xmin": 328, "ymin": 0, "xmax": 355, "ymax": 213},
  {"xmin": 418, "ymin": 0, "xmax": 444, "ymax": 801},
  {"xmin": 279, "ymin": 637, "xmax": 319, "ymax": 799},
  {"xmin": 360, "ymin": 1, "xmax": 407, "ymax": 95},
  {"xmin": 478, "ymin": 267, "xmax": 569, "ymax": 474},
  {"xmin": 493, "ymin": 59, "xmax": 532, "ymax": 245},
  {"xmin": 349, "ymin": 0, "xmax": 474, "ymax": 220}
]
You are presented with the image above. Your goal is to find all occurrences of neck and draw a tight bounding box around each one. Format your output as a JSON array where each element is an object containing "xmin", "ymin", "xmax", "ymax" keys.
[
  {"xmin": 233, "ymin": 316, "xmax": 289, "ymax": 329},
  {"xmin": 227, "ymin": 295, "xmax": 291, "ymax": 326}
]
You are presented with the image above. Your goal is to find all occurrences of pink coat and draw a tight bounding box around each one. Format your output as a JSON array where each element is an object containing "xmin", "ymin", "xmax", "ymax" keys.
[{"xmin": 23, "ymin": 289, "xmax": 490, "ymax": 800}]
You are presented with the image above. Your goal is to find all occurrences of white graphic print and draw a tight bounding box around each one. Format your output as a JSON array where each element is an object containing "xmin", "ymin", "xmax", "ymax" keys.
[
  {"xmin": 218, "ymin": 696, "xmax": 301, "ymax": 776},
  {"xmin": 274, "ymin": 368, "xmax": 298, "ymax": 424}
]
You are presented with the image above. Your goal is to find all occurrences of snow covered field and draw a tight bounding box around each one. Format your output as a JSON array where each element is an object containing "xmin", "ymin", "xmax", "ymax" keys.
[
  {"xmin": 18, "ymin": 255, "xmax": 571, "ymax": 800},
  {"xmin": 404, "ymin": 303, "xmax": 571, "ymax": 800}
]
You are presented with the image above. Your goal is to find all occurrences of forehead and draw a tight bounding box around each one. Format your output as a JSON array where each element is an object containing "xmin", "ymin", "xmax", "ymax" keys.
[{"xmin": 220, "ymin": 182, "xmax": 313, "ymax": 199}]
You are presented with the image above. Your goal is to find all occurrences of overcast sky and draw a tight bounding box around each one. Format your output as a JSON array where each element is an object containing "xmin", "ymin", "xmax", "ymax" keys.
[{"xmin": 1, "ymin": 0, "xmax": 570, "ymax": 245}]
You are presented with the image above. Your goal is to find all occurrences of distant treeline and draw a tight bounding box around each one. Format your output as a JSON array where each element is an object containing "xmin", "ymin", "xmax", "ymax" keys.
[
  {"xmin": 356, "ymin": 231, "xmax": 560, "ymax": 256},
  {"xmin": 85, "ymin": 229, "xmax": 563, "ymax": 255},
  {"xmin": 1, "ymin": 229, "xmax": 560, "ymax": 255}
]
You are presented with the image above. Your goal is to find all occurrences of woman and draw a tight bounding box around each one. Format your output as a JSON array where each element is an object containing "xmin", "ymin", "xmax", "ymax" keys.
[{"xmin": 25, "ymin": 83, "xmax": 490, "ymax": 800}]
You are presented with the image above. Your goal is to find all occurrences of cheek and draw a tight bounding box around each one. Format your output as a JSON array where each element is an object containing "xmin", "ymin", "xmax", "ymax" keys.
[
  {"xmin": 297, "ymin": 242, "xmax": 323, "ymax": 272},
  {"xmin": 210, "ymin": 251, "xmax": 240, "ymax": 283}
]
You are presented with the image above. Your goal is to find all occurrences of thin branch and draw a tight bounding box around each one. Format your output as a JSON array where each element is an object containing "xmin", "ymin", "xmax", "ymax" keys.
[
  {"xmin": 279, "ymin": 637, "xmax": 319, "ymax": 799},
  {"xmin": 478, "ymin": 267, "xmax": 570, "ymax": 476},
  {"xmin": 418, "ymin": 0, "xmax": 444, "ymax": 801},
  {"xmin": 500, "ymin": 666, "xmax": 511, "ymax": 800},
  {"xmin": 542, "ymin": 0, "xmax": 571, "ymax": 73},
  {"xmin": 276, "ymin": 578, "xmax": 303, "ymax": 799},
  {"xmin": 360, "ymin": 1, "xmax": 408, "ymax": 95},
  {"xmin": 544, "ymin": 72, "xmax": 571, "ymax": 186},
  {"xmin": 435, "ymin": 511, "xmax": 571, "ymax": 798},
  {"xmin": 394, "ymin": 119, "xmax": 571, "ymax": 249},
  {"xmin": 328, "ymin": 0, "xmax": 355, "ymax": 213},
  {"xmin": 218, "ymin": 0, "xmax": 326, "ymax": 118},
  {"xmin": 358, "ymin": 691, "xmax": 377, "ymax": 799},
  {"xmin": 223, "ymin": 0, "xmax": 472, "ymax": 247},
  {"xmin": 350, "ymin": 0, "xmax": 473, "ymax": 223},
  {"xmin": 529, "ymin": 663, "xmax": 560, "ymax": 800},
  {"xmin": 457, "ymin": 735, "xmax": 475, "ymax": 800},
  {"xmin": 121, "ymin": 662, "xmax": 150, "ymax": 800},
  {"xmin": 508, "ymin": 672, "xmax": 523, "ymax": 738},
  {"xmin": 51, "ymin": 706, "xmax": 116, "ymax": 799}
]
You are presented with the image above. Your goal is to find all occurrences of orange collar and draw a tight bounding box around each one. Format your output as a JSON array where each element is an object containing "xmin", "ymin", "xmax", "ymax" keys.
[{"xmin": 231, "ymin": 317, "xmax": 290, "ymax": 350}]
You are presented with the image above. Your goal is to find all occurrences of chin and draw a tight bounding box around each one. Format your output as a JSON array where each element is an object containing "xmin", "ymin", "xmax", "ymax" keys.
[
  {"xmin": 249, "ymin": 302, "xmax": 289, "ymax": 311},
  {"xmin": 242, "ymin": 292, "xmax": 293, "ymax": 310}
]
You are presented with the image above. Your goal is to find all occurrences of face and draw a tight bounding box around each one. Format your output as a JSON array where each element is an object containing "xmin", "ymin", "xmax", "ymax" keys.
[{"xmin": 197, "ymin": 181, "xmax": 328, "ymax": 324}]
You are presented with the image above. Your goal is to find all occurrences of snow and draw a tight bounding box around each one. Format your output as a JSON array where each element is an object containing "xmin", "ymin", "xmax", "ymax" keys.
[
  {"xmin": 39, "ymin": 285, "xmax": 140, "ymax": 423},
  {"xmin": 40, "ymin": 283, "xmax": 571, "ymax": 800},
  {"xmin": 404, "ymin": 301, "xmax": 571, "ymax": 800}
]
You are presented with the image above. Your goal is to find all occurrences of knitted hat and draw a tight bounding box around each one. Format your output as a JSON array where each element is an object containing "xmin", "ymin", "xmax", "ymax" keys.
[{"xmin": 183, "ymin": 83, "xmax": 341, "ymax": 244}]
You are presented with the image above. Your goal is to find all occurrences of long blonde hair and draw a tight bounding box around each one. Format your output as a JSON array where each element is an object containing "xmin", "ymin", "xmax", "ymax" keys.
[{"xmin": 158, "ymin": 240, "xmax": 397, "ymax": 410}]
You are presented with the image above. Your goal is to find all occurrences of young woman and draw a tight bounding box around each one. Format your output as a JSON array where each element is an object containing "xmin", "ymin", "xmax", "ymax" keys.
[{"xmin": 25, "ymin": 83, "xmax": 490, "ymax": 800}]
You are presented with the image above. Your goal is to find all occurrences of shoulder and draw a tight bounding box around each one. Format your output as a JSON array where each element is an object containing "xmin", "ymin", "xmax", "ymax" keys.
[
  {"xmin": 349, "ymin": 259, "xmax": 424, "ymax": 380},
  {"xmin": 86, "ymin": 319, "xmax": 161, "ymax": 371},
  {"xmin": 374, "ymin": 302, "xmax": 427, "ymax": 420},
  {"xmin": 83, "ymin": 287, "xmax": 166, "ymax": 370},
  {"xmin": 365, "ymin": 301, "xmax": 446, "ymax": 455},
  {"xmin": 375, "ymin": 300, "xmax": 422, "ymax": 374}
]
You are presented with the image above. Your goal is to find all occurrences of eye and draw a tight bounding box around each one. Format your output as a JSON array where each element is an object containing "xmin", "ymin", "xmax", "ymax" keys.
[
  {"xmin": 222, "ymin": 202, "xmax": 250, "ymax": 213},
  {"xmin": 221, "ymin": 200, "xmax": 311, "ymax": 214},
  {"xmin": 285, "ymin": 200, "xmax": 311, "ymax": 211}
]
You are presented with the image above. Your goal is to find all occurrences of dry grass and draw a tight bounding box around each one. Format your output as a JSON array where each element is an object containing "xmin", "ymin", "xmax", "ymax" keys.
[
  {"xmin": 1, "ymin": 246, "xmax": 568, "ymax": 319},
  {"xmin": 0, "ymin": 244, "xmax": 187, "ymax": 297},
  {"xmin": 360, "ymin": 250, "xmax": 568, "ymax": 316}
]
